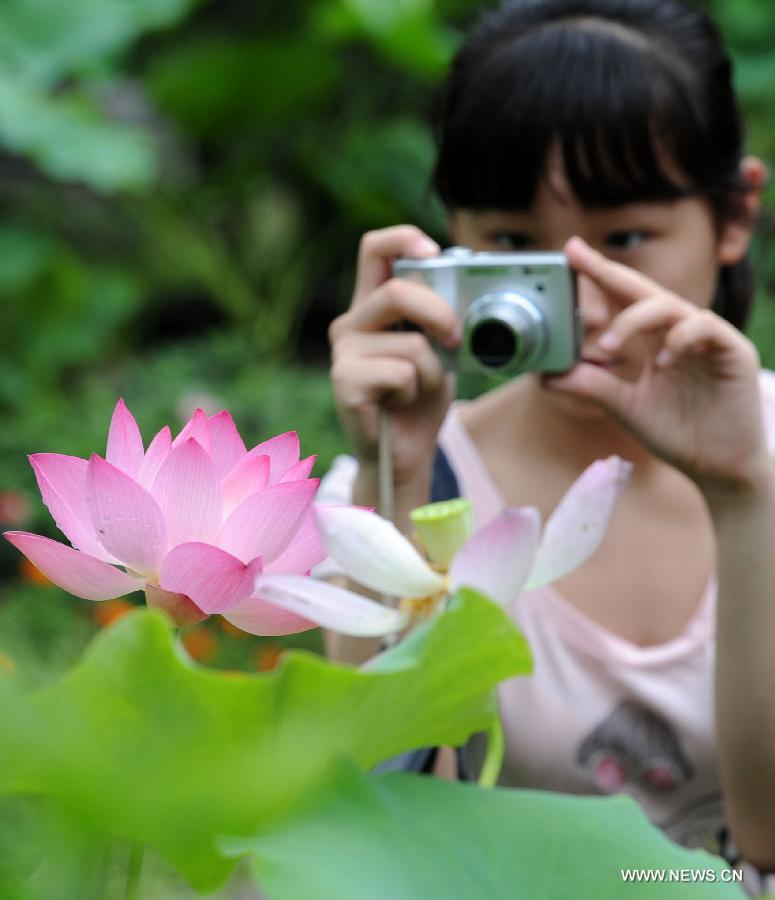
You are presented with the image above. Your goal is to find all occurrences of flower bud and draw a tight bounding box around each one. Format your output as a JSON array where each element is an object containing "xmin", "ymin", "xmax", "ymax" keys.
[{"xmin": 410, "ymin": 498, "xmax": 473, "ymax": 570}]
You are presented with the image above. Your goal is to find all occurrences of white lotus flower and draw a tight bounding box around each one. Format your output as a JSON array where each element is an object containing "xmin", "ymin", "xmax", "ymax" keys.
[{"xmin": 256, "ymin": 456, "xmax": 632, "ymax": 633}]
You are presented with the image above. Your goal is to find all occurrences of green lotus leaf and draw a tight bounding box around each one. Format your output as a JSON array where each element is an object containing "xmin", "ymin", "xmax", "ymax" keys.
[
  {"xmin": 229, "ymin": 762, "xmax": 745, "ymax": 900},
  {"xmin": 0, "ymin": 589, "xmax": 530, "ymax": 890}
]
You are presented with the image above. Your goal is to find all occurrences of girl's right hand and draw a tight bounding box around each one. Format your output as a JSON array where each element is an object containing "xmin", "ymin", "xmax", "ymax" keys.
[{"xmin": 329, "ymin": 226, "xmax": 461, "ymax": 492}]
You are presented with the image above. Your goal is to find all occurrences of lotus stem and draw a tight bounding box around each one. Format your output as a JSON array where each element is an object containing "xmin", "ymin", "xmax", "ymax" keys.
[
  {"xmin": 478, "ymin": 715, "xmax": 505, "ymax": 789},
  {"xmin": 123, "ymin": 842, "xmax": 144, "ymax": 900}
]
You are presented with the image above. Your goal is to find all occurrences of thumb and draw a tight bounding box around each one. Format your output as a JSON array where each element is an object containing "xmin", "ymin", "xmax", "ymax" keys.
[{"xmin": 541, "ymin": 362, "xmax": 633, "ymax": 419}]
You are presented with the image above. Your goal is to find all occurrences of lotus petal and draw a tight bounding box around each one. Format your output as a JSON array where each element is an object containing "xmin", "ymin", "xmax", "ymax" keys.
[
  {"xmin": 145, "ymin": 583, "xmax": 206, "ymax": 627},
  {"xmin": 450, "ymin": 508, "xmax": 540, "ymax": 607},
  {"xmin": 314, "ymin": 506, "xmax": 445, "ymax": 599},
  {"xmin": 30, "ymin": 454, "xmax": 117, "ymax": 562},
  {"xmin": 245, "ymin": 432, "xmax": 300, "ymax": 484},
  {"xmin": 151, "ymin": 439, "xmax": 221, "ymax": 547},
  {"xmin": 220, "ymin": 454, "xmax": 270, "ymax": 519},
  {"xmin": 264, "ymin": 508, "xmax": 326, "ymax": 574},
  {"xmin": 172, "ymin": 408, "xmax": 211, "ymax": 456},
  {"xmin": 86, "ymin": 455, "xmax": 167, "ymax": 576},
  {"xmin": 137, "ymin": 426, "xmax": 172, "ymax": 489},
  {"xmin": 525, "ymin": 455, "xmax": 633, "ymax": 590},
  {"xmin": 105, "ymin": 399, "xmax": 145, "ymax": 478},
  {"xmin": 4, "ymin": 532, "xmax": 141, "ymax": 601},
  {"xmin": 217, "ymin": 479, "xmax": 318, "ymax": 564},
  {"xmin": 207, "ymin": 411, "xmax": 247, "ymax": 479},
  {"xmin": 279, "ymin": 455, "xmax": 316, "ymax": 483},
  {"xmin": 222, "ymin": 595, "xmax": 317, "ymax": 636},
  {"xmin": 245, "ymin": 573, "xmax": 410, "ymax": 636},
  {"xmin": 159, "ymin": 542, "xmax": 263, "ymax": 615}
]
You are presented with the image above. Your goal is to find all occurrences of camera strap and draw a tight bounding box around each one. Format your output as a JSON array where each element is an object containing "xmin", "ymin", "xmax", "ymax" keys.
[
  {"xmin": 377, "ymin": 405, "xmax": 394, "ymax": 526},
  {"xmin": 377, "ymin": 406, "xmax": 401, "ymax": 648}
]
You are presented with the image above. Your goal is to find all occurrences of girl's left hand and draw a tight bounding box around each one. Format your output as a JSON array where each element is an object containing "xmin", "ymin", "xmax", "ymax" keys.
[{"xmin": 544, "ymin": 237, "xmax": 772, "ymax": 495}]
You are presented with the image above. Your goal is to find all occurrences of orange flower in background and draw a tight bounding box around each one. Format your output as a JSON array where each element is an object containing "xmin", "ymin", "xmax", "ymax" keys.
[
  {"xmin": 20, "ymin": 557, "xmax": 53, "ymax": 587},
  {"xmin": 217, "ymin": 616, "xmax": 249, "ymax": 639},
  {"xmin": 0, "ymin": 652, "xmax": 15, "ymax": 675},
  {"xmin": 255, "ymin": 642, "xmax": 284, "ymax": 672},
  {"xmin": 93, "ymin": 599, "xmax": 135, "ymax": 629},
  {"xmin": 182, "ymin": 627, "xmax": 219, "ymax": 663},
  {"xmin": 0, "ymin": 491, "xmax": 30, "ymax": 526}
]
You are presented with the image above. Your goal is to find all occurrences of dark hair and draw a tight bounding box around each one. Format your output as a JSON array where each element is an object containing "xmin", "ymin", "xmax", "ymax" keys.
[{"xmin": 432, "ymin": 0, "xmax": 754, "ymax": 328}]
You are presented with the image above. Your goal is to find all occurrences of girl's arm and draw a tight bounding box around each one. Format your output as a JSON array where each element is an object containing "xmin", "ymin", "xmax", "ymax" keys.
[
  {"xmin": 708, "ymin": 470, "xmax": 775, "ymax": 872},
  {"xmin": 547, "ymin": 237, "xmax": 775, "ymax": 870}
]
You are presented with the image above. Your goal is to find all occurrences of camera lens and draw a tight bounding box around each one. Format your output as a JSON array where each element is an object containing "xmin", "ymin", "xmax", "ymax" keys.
[
  {"xmin": 469, "ymin": 319, "xmax": 518, "ymax": 368},
  {"xmin": 464, "ymin": 291, "xmax": 547, "ymax": 376}
]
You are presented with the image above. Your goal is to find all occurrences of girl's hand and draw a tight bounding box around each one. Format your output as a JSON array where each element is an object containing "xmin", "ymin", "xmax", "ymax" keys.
[
  {"xmin": 544, "ymin": 237, "xmax": 771, "ymax": 496},
  {"xmin": 329, "ymin": 226, "xmax": 460, "ymax": 489}
]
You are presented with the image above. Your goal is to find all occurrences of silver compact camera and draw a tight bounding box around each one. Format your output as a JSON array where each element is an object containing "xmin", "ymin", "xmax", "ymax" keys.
[{"xmin": 393, "ymin": 247, "xmax": 580, "ymax": 377}]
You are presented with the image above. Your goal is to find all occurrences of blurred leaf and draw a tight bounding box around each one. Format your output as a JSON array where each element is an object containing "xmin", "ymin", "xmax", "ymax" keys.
[
  {"xmin": 0, "ymin": 0, "xmax": 198, "ymax": 83},
  {"xmin": 304, "ymin": 117, "xmax": 442, "ymax": 230},
  {"xmin": 233, "ymin": 764, "xmax": 745, "ymax": 900},
  {"xmin": 0, "ymin": 240, "xmax": 141, "ymax": 403},
  {"xmin": 0, "ymin": 227, "xmax": 54, "ymax": 293},
  {"xmin": 0, "ymin": 77, "xmax": 156, "ymax": 190},
  {"xmin": 147, "ymin": 36, "xmax": 341, "ymax": 137},
  {"xmin": 0, "ymin": 584, "xmax": 96, "ymax": 689},
  {"xmin": 709, "ymin": 0, "xmax": 775, "ymax": 55},
  {"xmin": 734, "ymin": 54, "xmax": 775, "ymax": 106},
  {"xmin": 313, "ymin": 0, "xmax": 459, "ymax": 78},
  {"xmin": 747, "ymin": 290, "xmax": 775, "ymax": 371},
  {"xmin": 0, "ymin": 0, "xmax": 198, "ymax": 191},
  {"xmin": 0, "ymin": 590, "xmax": 530, "ymax": 890}
]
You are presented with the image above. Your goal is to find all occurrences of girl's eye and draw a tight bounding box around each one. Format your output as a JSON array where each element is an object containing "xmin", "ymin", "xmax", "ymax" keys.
[
  {"xmin": 491, "ymin": 232, "xmax": 532, "ymax": 250},
  {"xmin": 604, "ymin": 230, "xmax": 650, "ymax": 251}
]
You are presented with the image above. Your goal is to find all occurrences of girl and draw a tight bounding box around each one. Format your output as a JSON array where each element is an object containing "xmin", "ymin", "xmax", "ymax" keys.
[{"xmin": 323, "ymin": 0, "xmax": 775, "ymax": 879}]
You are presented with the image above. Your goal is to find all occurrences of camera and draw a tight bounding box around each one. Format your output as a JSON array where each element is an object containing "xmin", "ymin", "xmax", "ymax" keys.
[{"xmin": 393, "ymin": 247, "xmax": 580, "ymax": 377}]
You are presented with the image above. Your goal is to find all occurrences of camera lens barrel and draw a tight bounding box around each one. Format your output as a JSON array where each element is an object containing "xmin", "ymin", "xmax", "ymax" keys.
[{"xmin": 464, "ymin": 292, "xmax": 546, "ymax": 374}]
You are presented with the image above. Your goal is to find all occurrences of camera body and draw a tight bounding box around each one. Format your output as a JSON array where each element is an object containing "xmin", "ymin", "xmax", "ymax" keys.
[{"xmin": 393, "ymin": 247, "xmax": 581, "ymax": 377}]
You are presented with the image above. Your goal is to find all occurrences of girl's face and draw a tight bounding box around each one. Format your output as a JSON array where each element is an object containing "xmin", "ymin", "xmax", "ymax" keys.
[{"xmin": 447, "ymin": 153, "xmax": 757, "ymax": 389}]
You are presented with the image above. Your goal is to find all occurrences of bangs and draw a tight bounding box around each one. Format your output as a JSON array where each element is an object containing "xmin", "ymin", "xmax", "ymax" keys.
[{"xmin": 434, "ymin": 20, "xmax": 709, "ymax": 210}]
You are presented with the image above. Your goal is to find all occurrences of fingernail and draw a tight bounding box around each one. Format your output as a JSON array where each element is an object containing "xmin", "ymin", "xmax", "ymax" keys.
[
  {"xmin": 445, "ymin": 322, "xmax": 463, "ymax": 347},
  {"xmin": 598, "ymin": 331, "xmax": 620, "ymax": 351},
  {"xmin": 655, "ymin": 348, "xmax": 673, "ymax": 368},
  {"xmin": 414, "ymin": 237, "xmax": 441, "ymax": 256}
]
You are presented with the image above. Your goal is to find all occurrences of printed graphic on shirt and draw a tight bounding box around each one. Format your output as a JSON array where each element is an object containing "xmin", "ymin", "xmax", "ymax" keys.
[{"xmin": 576, "ymin": 700, "xmax": 694, "ymax": 794}]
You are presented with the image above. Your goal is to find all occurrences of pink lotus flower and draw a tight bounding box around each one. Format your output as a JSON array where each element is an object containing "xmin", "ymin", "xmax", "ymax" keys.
[
  {"xmin": 262, "ymin": 456, "xmax": 632, "ymax": 624},
  {"xmin": 3, "ymin": 400, "xmax": 406, "ymax": 637}
]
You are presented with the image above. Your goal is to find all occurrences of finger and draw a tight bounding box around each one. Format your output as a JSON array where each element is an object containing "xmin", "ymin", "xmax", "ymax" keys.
[
  {"xmin": 542, "ymin": 362, "xmax": 634, "ymax": 418},
  {"xmin": 333, "ymin": 331, "xmax": 446, "ymax": 396},
  {"xmin": 596, "ymin": 294, "xmax": 695, "ymax": 354},
  {"xmin": 332, "ymin": 277, "xmax": 460, "ymax": 348},
  {"xmin": 654, "ymin": 310, "xmax": 750, "ymax": 370},
  {"xmin": 354, "ymin": 226, "xmax": 440, "ymax": 305},
  {"xmin": 565, "ymin": 236, "xmax": 665, "ymax": 305},
  {"xmin": 332, "ymin": 355, "xmax": 421, "ymax": 409}
]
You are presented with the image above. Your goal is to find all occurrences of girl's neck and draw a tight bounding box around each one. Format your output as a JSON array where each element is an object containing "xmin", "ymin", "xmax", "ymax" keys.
[{"xmin": 467, "ymin": 375, "xmax": 663, "ymax": 483}]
